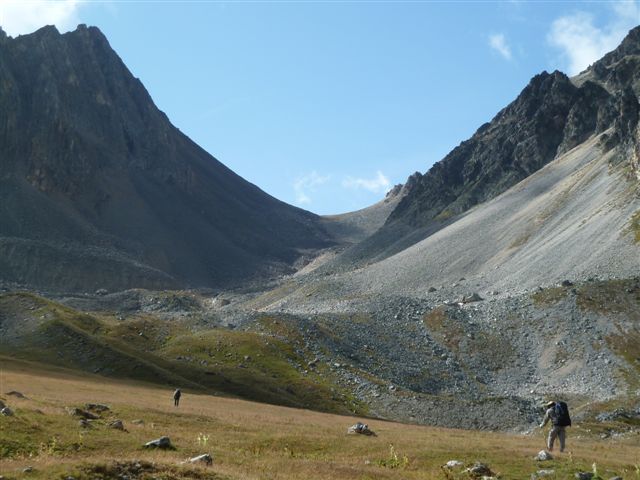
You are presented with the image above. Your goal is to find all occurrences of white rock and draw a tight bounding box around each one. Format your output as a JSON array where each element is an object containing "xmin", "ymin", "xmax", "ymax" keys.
[
  {"xmin": 535, "ymin": 450, "xmax": 553, "ymax": 461},
  {"xmin": 183, "ymin": 453, "xmax": 213, "ymax": 466}
]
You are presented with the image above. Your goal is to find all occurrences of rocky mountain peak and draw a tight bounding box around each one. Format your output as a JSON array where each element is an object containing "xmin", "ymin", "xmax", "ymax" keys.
[
  {"xmin": 390, "ymin": 26, "xmax": 640, "ymax": 226},
  {"xmin": 0, "ymin": 24, "xmax": 334, "ymax": 291},
  {"xmin": 596, "ymin": 25, "xmax": 640, "ymax": 69}
]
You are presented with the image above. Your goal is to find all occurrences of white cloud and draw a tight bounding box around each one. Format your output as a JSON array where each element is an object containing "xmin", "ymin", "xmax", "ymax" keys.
[
  {"xmin": 548, "ymin": 1, "xmax": 640, "ymax": 75},
  {"xmin": 489, "ymin": 33, "xmax": 512, "ymax": 60},
  {"xmin": 293, "ymin": 171, "xmax": 330, "ymax": 205},
  {"xmin": 342, "ymin": 170, "xmax": 390, "ymax": 194},
  {"xmin": 0, "ymin": 0, "xmax": 82, "ymax": 37}
]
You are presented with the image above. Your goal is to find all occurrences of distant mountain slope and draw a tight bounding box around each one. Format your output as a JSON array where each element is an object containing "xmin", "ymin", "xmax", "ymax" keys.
[
  {"xmin": 390, "ymin": 26, "xmax": 640, "ymax": 230},
  {"xmin": 0, "ymin": 25, "xmax": 334, "ymax": 292},
  {"xmin": 324, "ymin": 26, "xmax": 640, "ymax": 270}
]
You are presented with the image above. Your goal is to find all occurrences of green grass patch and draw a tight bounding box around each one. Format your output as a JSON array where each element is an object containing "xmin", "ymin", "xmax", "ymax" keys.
[
  {"xmin": 0, "ymin": 293, "xmax": 361, "ymax": 415},
  {"xmin": 531, "ymin": 287, "xmax": 568, "ymax": 307},
  {"xmin": 575, "ymin": 279, "xmax": 640, "ymax": 316},
  {"xmin": 627, "ymin": 209, "xmax": 640, "ymax": 243}
]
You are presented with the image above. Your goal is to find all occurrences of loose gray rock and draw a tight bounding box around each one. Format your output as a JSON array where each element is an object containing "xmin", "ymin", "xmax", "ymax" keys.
[
  {"xmin": 575, "ymin": 473, "xmax": 594, "ymax": 480},
  {"xmin": 535, "ymin": 450, "xmax": 553, "ymax": 461},
  {"xmin": 443, "ymin": 460, "xmax": 464, "ymax": 468},
  {"xmin": 183, "ymin": 454, "xmax": 213, "ymax": 466},
  {"xmin": 109, "ymin": 419, "xmax": 125, "ymax": 430},
  {"xmin": 85, "ymin": 403, "xmax": 110, "ymax": 413},
  {"xmin": 462, "ymin": 293, "xmax": 484, "ymax": 303},
  {"xmin": 532, "ymin": 470, "xmax": 555, "ymax": 479},
  {"xmin": 78, "ymin": 419, "xmax": 91, "ymax": 428},
  {"xmin": 23, "ymin": 466, "xmax": 33, "ymax": 473},
  {"xmin": 1, "ymin": 407, "xmax": 14, "ymax": 416},
  {"xmin": 66, "ymin": 407, "xmax": 99, "ymax": 419},
  {"xmin": 466, "ymin": 462, "xmax": 493, "ymax": 476},
  {"xmin": 347, "ymin": 422, "xmax": 376, "ymax": 436},
  {"xmin": 6, "ymin": 391, "xmax": 26, "ymax": 399},
  {"xmin": 144, "ymin": 436, "xmax": 173, "ymax": 449}
]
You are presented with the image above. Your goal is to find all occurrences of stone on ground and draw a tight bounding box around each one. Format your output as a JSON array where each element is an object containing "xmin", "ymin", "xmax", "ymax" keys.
[
  {"xmin": 443, "ymin": 460, "xmax": 464, "ymax": 468},
  {"xmin": 144, "ymin": 436, "xmax": 173, "ymax": 449},
  {"xmin": 347, "ymin": 422, "xmax": 376, "ymax": 436},
  {"xmin": 466, "ymin": 462, "xmax": 493, "ymax": 477},
  {"xmin": 182, "ymin": 454, "xmax": 213, "ymax": 466},
  {"xmin": 85, "ymin": 403, "xmax": 110, "ymax": 413},
  {"xmin": 1, "ymin": 407, "xmax": 14, "ymax": 416},
  {"xmin": 462, "ymin": 292, "xmax": 484, "ymax": 303},
  {"xmin": 575, "ymin": 473, "xmax": 594, "ymax": 480},
  {"xmin": 109, "ymin": 419, "xmax": 125, "ymax": 430},
  {"xmin": 535, "ymin": 450, "xmax": 553, "ymax": 461},
  {"xmin": 532, "ymin": 470, "xmax": 555, "ymax": 479},
  {"xmin": 6, "ymin": 391, "xmax": 26, "ymax": 398},
  {"xmin": 66, "ymin": 407, "xmax": 99, "ymax": 419}
]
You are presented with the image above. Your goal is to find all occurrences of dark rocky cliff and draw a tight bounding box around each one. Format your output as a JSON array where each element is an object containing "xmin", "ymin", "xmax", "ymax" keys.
[
  {"xmin": 387, "ymin": 26, "xmax": 640, "ymax": 229},
  {"xmin": 0, "ymin": 25, "xmax": 333, "ymax": 292}
]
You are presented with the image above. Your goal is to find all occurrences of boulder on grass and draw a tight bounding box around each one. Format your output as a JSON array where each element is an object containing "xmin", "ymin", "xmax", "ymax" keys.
[
  {"xmin": 66, "ymin": 407, "xmax": 99, "ymax": 419},
  {"xmin": 347, "ymin": 422, "xmax": 376, "ymax": 436},
  {"xmin": 85, "ymin": 403, "xmax": 110, "ymax": 413},
  {"xmin": 443, "ymin": 460, "xmax": 464, "ymax": 468},
  {"xmin": 144, "ymin": 436, "xmax": 174, "ymax": 449},
  {"xmin": 6, "ymin": 391, "xmax": 26, "ymax": 399},
  {"xmin": 466, "ymin": 462, "xmax": 493, "ymax": 477},
  {"xmin": 575, "ymin": 473, "xmax": 594, "ymax": 480},
  {"xmin": 535, "ymin": 450, "xmax": 553, "ymax": 461},
  {"xmin": 182, "ymin": 454, "xmax": 213, "ymax": 466},
  {"xmin": 1, "ymin": 407, "xmax": 14, "ymax": 416},
  {"xmin": 109, "ymin": 420, "xmax": 125, "ymax": 431},
  {"xmin": 531, "ymin": 470, "xmax": 555, "ymax": 480}
]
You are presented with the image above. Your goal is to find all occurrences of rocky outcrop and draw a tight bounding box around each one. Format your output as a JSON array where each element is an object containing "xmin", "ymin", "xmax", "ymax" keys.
[
  {"xmin": 387, "ymin": 62, "xmax": 634, "ymax": 229},
  {"xmin": 0, "ymin": 25, "xmax": 334, "ymax": 292}
]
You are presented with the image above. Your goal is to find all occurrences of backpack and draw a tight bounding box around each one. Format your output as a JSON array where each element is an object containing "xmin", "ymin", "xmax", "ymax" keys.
[{"xmin": 553, "ymin": 401, "xmax": 571, "ymax": 427}]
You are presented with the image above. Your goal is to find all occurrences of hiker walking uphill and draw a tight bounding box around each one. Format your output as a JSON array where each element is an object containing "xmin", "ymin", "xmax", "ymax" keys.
[
  {"xmin": 540, "ymin": 400, "xmax": 571, "ymax": 452},
  {"xmin": 173, "ymin": 388, "xmax": 181, "ymax": 407}
]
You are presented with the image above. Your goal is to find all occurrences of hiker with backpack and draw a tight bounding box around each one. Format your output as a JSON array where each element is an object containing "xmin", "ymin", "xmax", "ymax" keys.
[
  {"xmin": 539, "ymin": 400, "xmax": 571, "ymax": 452},
  {"xmin": 173, "ymin": 388, "xmax": 182, "ymax": 407}
]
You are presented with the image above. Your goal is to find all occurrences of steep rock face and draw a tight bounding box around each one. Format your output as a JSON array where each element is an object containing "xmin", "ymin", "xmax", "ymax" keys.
[
  {"xmin": 0, "ymin": 25, "xmax": 333, "ymax": 291},
  {"xmin": 387, "ymin": 26, "xmax": 640, "ymax": 230}
]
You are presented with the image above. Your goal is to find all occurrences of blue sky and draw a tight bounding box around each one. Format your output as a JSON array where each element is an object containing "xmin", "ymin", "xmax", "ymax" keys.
[{"xmin": 2, "ymin": 1, "xmax": 639, "ymax": 215}]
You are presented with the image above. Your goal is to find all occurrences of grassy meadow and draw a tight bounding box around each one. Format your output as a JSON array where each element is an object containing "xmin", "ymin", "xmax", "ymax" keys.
[{"xmin": 1, "ymin": 357, "xmax": 638, "ymax": 480}]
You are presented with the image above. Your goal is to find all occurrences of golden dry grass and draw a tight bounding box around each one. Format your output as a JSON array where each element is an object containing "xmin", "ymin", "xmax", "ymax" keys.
[{"xmin": 1, "ymin": 357, "xmax": 639, "ymax": 480}]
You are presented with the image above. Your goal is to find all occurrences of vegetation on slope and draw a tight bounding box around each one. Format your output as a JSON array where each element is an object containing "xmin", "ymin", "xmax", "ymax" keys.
[{"xmin": 0, "ymin": 293, "xmax": 358, "ymax": 415}]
